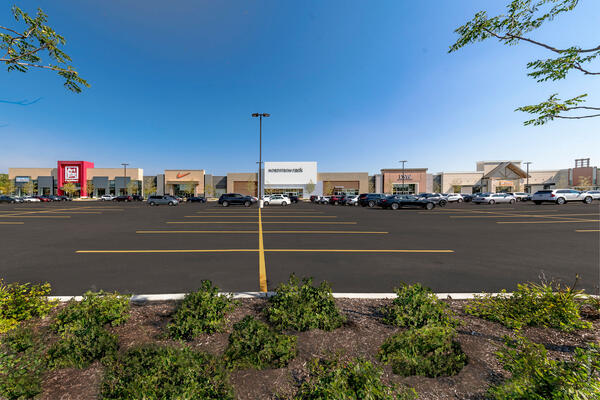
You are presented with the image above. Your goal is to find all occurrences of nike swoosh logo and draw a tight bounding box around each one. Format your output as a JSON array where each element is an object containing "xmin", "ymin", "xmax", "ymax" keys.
[{"xmin": 176, "ymin": 172, "xmax": 190, "ymax": 178}]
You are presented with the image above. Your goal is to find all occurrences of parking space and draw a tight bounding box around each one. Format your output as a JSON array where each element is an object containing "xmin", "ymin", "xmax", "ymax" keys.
[{"xmin": 0, "ymin": 200, "xmax": 598, "ymax": 294}]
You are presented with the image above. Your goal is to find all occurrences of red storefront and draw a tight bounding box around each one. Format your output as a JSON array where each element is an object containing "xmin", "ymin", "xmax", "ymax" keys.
[{"xmin": 57, "ymin": 161, "xmax": 94, "ymax": 197}]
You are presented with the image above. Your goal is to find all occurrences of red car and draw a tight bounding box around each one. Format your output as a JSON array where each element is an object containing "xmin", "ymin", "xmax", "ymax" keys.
[
  {"xmin": 328, "ymin": 194, "xmax": 346, "ymax": 205},
  {"xmin": 35, "ymin": 196, "xmax": 51, "ymax": 202},
  {"xmin": 115, "ymin": 195, "xmax": 133, "ymax": 202}
]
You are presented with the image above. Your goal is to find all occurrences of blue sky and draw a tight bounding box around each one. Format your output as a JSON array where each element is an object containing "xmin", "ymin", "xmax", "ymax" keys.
[{"xmin": 1, "ymin": 0, "xmax": 599, "ymax": 175}]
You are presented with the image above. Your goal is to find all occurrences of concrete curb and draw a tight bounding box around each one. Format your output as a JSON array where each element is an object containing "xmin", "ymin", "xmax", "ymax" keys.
[{"xmin": 47, "ymin": 292, "xmax": 599, "ymax": 302}]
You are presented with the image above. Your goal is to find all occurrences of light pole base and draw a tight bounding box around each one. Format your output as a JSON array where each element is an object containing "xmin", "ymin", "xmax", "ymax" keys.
[{"xmin": 259, "ymin": 199, "xmax": 264, "ymax": 208}]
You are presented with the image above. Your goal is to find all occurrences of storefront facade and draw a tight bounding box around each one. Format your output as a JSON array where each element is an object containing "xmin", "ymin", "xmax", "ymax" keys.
[
  {"xmin": 381, "ymin": 168, "xmax": 431, "ymax": 194},
  {"xmin": 164, "ymin": 170, "xmax": 205, "ymax": 196}
]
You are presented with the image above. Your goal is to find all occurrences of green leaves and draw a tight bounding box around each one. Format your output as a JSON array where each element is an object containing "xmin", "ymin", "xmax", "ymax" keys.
[
  {"xmin": 1, "ymin": 6, "xmax": 89, "ymax": 92},
  {"xmin": 450, "ymin": 0, "xmax": 599, "ymax": 125},
  {"xmin": 0, "ymin": 279, "xmax": 56, "ymax": 334}
]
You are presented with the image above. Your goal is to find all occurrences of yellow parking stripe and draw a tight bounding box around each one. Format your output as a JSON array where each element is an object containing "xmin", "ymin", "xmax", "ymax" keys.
[
  {"xmin": 184, "ymin": 215, "xmax": 336, "ymax": 218},
  {"xmin": 0, "ymin": 222, "xmax": 24, "ymax": 224},
  {"xmin": 265, "ymin": 249, "xmax": 454, "ymax": 253},
  {"xmin": 136, "ymin": 230, "xmax": 388, "ymax": 234},
  {"xmin": 76, "ymin": 249, "xmax": 258, "ymax": 254},
  {"xmin": 575, "ymin": 229, "xmax": 600, "ymax": 232},
  {"xmin": 497, "ymin": 220, "xmax": 600, "ymax": 224},
  {"xmin": 449, "ymin": 213, "xmax": 599, "ymax": 218},
  {"xmin": 76, "ymin": 248, "xmax": 452, "ymax": 254},
  {"xmin": 166, "ymin": 221, "xmax": 357, "ymax": 224},
  {"xmin": 0, "ymin": 215, "xmax": 70, "ymax": 218},
  {"xmin": 258, "ymin": 209, "xmax": 267, "ymax": 292}
]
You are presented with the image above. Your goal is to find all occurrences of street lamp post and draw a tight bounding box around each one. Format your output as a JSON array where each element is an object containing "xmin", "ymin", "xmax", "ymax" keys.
[
  {"xmin": 524, "ymin": 162, "xmax": 532, "ymax": 193},
  {"xmin": 399, "ymin": 160, "xmax": 407, "ymax": 194},
  {"xmin": 252, "ymin": 113, "xmax": 270, "ymax": 208},
  {"xmin": 121, "ymin": 163, "xmax": 129, "ymax": 195}
]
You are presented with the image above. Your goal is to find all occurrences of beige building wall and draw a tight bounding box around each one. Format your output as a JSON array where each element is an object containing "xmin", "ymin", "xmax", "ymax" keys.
[
  {"xmin": 440, "ymin": 172, "xmax": 483, "ymax": 193},
  {"xmin": 227, "ymin": 173, "xmax": 258, "ymax": 193},
  {"xmin": 164, "ymin": 170, "xmax": 205, "ymax": 196},
  {"xmin": 88, "ymin": 168, "xmax": 144, "ymax": 181},
  {"xmin": 8, "ymin": 168, "xmax": 56, "ymax": 179},
  {"xmin": 476, "ymin": 161, "xmax": 522, "ymax": 174},
  {"xmin": 317, "ymin": 172, "xmax": 368, "ymax": 193}
]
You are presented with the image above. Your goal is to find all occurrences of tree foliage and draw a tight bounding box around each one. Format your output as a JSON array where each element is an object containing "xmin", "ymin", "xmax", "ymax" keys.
[
  {"xmin": 1, "ymin": 5, "xmax": 89, "ymax": 92},
  {"xmin": 450, "ymin": 0, "xmax": 599, "ymax": 125},
  {"xmin": 61, "ymin": 182, "xmax": 77, "ymax": 197}
]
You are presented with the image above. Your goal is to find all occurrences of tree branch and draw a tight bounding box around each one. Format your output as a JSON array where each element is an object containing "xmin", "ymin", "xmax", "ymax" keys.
[
  {"xmin": 0, "ymin": 59, "xmax": 76, "ymax": 74},
  {"xmin": 483, "ymin": 28, "xmax": 600, "ymax": 54},
  {"xmin": 555, "ymin": 113, "xmax": 600, "ymax": 120},
  {"xmin": 573, "ymin": 63, "xmax": 600, "ymax": 76}
]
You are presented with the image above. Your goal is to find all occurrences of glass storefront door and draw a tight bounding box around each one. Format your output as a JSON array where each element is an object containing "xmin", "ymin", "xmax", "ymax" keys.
[{"xmin": 392, "ymin": 183, "xmax": 416, "ymax": 194}]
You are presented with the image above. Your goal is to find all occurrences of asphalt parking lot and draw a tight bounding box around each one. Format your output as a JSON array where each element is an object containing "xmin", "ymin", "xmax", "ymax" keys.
[{"xmin": 0, "ymin": 200, "xmax": 599, "ymax": 295}]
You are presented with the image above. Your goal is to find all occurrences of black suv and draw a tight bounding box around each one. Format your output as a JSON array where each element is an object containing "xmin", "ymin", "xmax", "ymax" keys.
[
  {"xmin": 188, "ymin": 196, "xmax": 207, "ymax": 203},
  {"xmin": 218, "ymin": 193, "xmax": 255, "ymax": 207},
  {"xmin": 358, "ymin": 193, "xmax": 387, "ymax": 207},
  {"xmin": 0, "ymin": 195, "xmax": 17, "ymax": 204}
]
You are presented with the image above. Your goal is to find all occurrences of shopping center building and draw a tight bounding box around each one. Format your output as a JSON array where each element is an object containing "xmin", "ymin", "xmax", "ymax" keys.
[{"xmin": 8, "ymin": 161, "xmax": 144, "ymax": 197}]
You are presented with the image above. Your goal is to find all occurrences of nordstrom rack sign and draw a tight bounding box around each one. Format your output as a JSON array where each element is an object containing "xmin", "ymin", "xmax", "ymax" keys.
[{"xmin": 264, "ymin": 162, "xmax": 317, "ymax": 185}]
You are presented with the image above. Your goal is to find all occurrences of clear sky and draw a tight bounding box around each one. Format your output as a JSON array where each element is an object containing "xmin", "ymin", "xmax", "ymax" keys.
[{"xmin": 1, "ymin": 0, "xmax": 599, "ymax": 175}]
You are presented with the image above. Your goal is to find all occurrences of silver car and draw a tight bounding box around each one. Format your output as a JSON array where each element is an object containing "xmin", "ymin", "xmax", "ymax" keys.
[
  {"xmin": 346, "ymin": 195, "xmax": 359, "ymax": 206},
  {"xmin": 472, "ymin": 193, "xmax": 516, "ymax": 205},
  {"xmin": 147, "ymin": 195, "xmax": 179, "ymax": 206},
  {"xmin": 532, "ymin": 189, "xmax": 593, "ymax": 205},
  {"xmin": 582, "ymin": 190, "xmax": 600, "ymax": 200}
]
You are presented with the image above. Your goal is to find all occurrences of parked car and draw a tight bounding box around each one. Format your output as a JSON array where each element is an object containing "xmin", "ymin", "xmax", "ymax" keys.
[
  {"xmin": 13, "ymin": 196, "xmax": 24, "ymax": 203},
  {"xmin": 319, "ymin": 196, "xmax": 331, "ymax": 204},
  {"xmin": 218, "ymin": 193, "xmax": 255, "ymax": 207},
  {"xmin": 47, "ymin": 195, "xmax": 61, "ymax": 201},
  {"xmin": 379, "ymin": 195, "xmax": 436, "ymax": 210},
  {"xmin": 532, "ymin": 189, "xmax": 593, "ymax": 205},
  {"xmin": 506, "ymin": 192, "xmax": 530, "ymax": 201},
  {"xmin": 582, "ymin": 190, "xmax": 600, "ymax": 200},
  {"xmin": 131, "ymin": 194, "xmax": 144, "ymax": 201},
  {"xmin": 345, "ymin": 195, "xmax": 359, "ymax": 206},
  {"xmin": 287, "ymin": 195, "xmax": 299, "ymax": 203},
  {"xmin": 101, "ymin": 194, "xmax": 115, "ymax": 201},
  {"xmin": 329, "ymin": 194, "xmax": 346, "ymax": 205},
  {"xmin": 35, "ymin": 196, "xmax": 51, "ymax": 202},
  {"xmin": 417, "ymin": 193, "xmax": 448, "ymax": 207},
  {"xmin": 473, "ymin": 193, "xmax": 516, "ymax": 204},
  {"xmin": 461, "ymin": 194, "xmax": 474, "ymax": 202},
  {"xmin": 147, "ymin": 195, "xmax": 179, "ymax": 206},
  {"xmin": 442, "ymin": 193, "xmax": 464, "ymax": 203},
  {"xmin": 358, "ymin": 193, "xmax": 387, "ymax": 208},
  {"xmin": 188, "ymin": 196, "xmax": 207, "ymax": 203},
  {"xmin": 264, "ymin": 194, "xmax": 291, "ymax": 206},
  {"xmin": 310, "ymin": 195, "xmax": 319, "ymax": 203},
  {"xmin": 22, "ymin": 196, "xmax": 40, "ymax": 203},
  {"xmin": 115, "ymin": 195, "xmax": 133, "ymax": 202},
  {"xmin": 57, "ymin": 195, "xmax": 72, "ymax": 201},
  {"xmin": 0, "ymin": 195, "xmax": 17, "ymax": 204}
]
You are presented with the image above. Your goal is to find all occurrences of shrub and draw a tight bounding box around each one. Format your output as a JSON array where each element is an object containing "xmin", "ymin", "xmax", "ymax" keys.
[
  {"xmin": 47, "ymin": 323, "xmax": 119, "ymax": 369},
  {"xmin": 223, "ymin": 316, "xmax": 297, "ymax": 370},
  {"xmin": 0, "ymin": 280, "xmax": 56, "ymax": 333},
  {"xmin": 0, "ymin": 327, "xmax": 46, "ymax": 400},
  {"xmin": 489, "ymin": 336, "xmax": 600, "ymax": 399},
  {"xmin": 52, "ymin": 291, "xmax": 131, "ymax": 333},
  {"xmin": 465, "ymin": 282, "xmax": 592, "ymax": 331},
  {"xmin": 264, "ymin": 275, "xmax": 345, "ymax": 331},
  {"xmin": 168, "ymin": 281, "xmax": 236, "ymax": 340},
  {"xmin": 378, "ymin": 324, "xmax": 467, "ymax": 377},
  {"xmin": 101, "ymin": 345, "xmax": 234, "ymax": 400},
  {"xmin": 381, "ymin": 283, "xmax": 456, "ymax": 329},
  {"xmin": 295, "ymin": 357, "xmax": 417, "ymax": 400}
]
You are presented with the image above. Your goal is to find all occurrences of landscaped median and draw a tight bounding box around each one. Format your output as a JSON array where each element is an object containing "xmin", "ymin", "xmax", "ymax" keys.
[{"xmin": 0, "ymin": 278, "xmax": 598, "ymax": 399}]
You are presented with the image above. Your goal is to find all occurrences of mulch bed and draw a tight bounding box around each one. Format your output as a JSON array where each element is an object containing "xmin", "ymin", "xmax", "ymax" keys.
[{"xmin": 22, "ymin": 298, "xmax": 599, "ymax": 400}]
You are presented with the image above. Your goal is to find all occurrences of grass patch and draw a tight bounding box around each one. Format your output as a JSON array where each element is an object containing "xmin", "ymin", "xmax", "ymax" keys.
[
  {"xmin": 295, "ymin": 357, "xmax": 417, "ymax": 400},
  {"xmin": 168, "ymin": 280, "xmax": 236, "ymax": 340},
  {"xmin": 101, "ymin": 345, "xmax": 234, "ymax": 400},
  {"xmin": 223, "ymin": 316, "xmax": 297, "ymax": 370},
  {"xmin": 0, "ymin": 327, "xmax": 46, "ymax": 400},
  {"xmin": 264, "ymin": 275, "xmax": 345, "ymax": 332},
  {"xmin": 465, "ymin": 281, "xmax": 592, "ymax": 331},
  {"xmin": 378, "ymin": 324, "xmax": 467, "ymax": 377},
  {"xmin": 48, "ymin": 291, "xmax": 130, "ymax": 369},
  {"xmin": 489, "ymin": 336, "xmax": 600, "ymax": 399},
  {"xmin": 381, "ymin": 283, "xmax": 456, "ymax": 328},
  {"xmin": 0, "ymin": 280, "xmax": 56, "ymax": 333}
]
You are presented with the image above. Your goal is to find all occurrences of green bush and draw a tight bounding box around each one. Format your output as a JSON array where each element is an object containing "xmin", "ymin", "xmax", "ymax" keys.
[
  {"xmin": 0, "ymin": 280, "xmax": 56, "ymax": 333},
  {"xmin": 381, "ymin": 283, "xmax": 456, "ymax": 329},
  {"xmin": 223, "ymin": 316, "xmax": 297, "ymax": 370},
  {"xmin": 48, "ymin": 323, "xmax": 119, "ymax": 369},
  {"xmin": 0, "ymin": 327, "xmax": 46, "ymax": 400},
  {"xmin": 52, "ymin": 291, "xmax": 131, "ymax": 333},
  {"xmin": 264, "ymin": 275, "xmax": 345, "ymax": 331},
  {"xmin": 489, "ymin": 336, "xmax": 600, "ymax": 399},
  {"xmin": 168, "ymin": 281, "xmax": 236, "ymax": 340},
  {"xmin": 295, "ymin": 357, "xmax": 417, "ymax": 400},
  {"xmin": 101, "ymin": 345, "xmax": 234, "ymax": 400},
  {"xmin": 378, "ymin": 324, "xmax": 467, "ymax": 377},
  {"xmin": 465, "ymin": 282, "xmax": 592, "ymax": 331}
]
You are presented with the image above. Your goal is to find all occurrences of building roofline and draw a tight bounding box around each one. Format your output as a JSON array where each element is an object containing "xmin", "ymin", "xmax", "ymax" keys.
[{"xmin": 381, "ymin": 168, "xmax": 428, "ymax": 172}]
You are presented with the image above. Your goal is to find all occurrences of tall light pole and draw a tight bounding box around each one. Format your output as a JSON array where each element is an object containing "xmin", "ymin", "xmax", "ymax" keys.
[
  {"xmin": 252, "ymin": 113, "xmax": 270, "ymax": 208},
  {"xmin": 524, "ymin": 161, "xmax": 532, "ymax": 193},
  {"xmin": 121, "ymin": 163, "xmax": 129, "ymax": 195},
  {"xmin": 399, "ymin": 160, "xmax": 407, "ymax": 194}
]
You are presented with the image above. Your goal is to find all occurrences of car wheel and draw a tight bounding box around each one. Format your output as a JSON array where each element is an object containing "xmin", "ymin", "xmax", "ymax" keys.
[
  {"xmin": 583, "ymin": 196, "xmax": 592, "ymax": 204},
  {"xmin": 149, "ymin": 202, "xmax": 155, "ymax": 206},
  {"xmin": 425, "ymin": 202, "xmax": 434, "ymax": 210},
  {"xmin": 264, "ymin": 202, "xmax": 269, "ymax": 206},
  {"xmin": 439, "ymin": 200, "xmax": 447, "ymax": 207},
  {"xmin": 457, "ymin": 198, "xmax": 463, "ymax": 203},
  {"xmin": 368, "ymin": 200, "xmax": 375, "ymax": 207},
  {"xmin": 489, "ymin": 200, "xmax": 495, "ymax": 205},
  {"xmin": 168, "ymin": 201, "xmax": 174, "ymax": 206},
  {"xmin": 534, "ymin": 201, "xmax": 542, "ymax": 205},
  {"xmin": 282, "ymin": 201, "xmax": 287, "ymax": 206},
  {"xmin": 244, "ymin": 201, "xmax": 251, "ymax": 207},
  {"xmin": 222, "ymin": 201, "xmax": 229, "ymax": 207},
  {"xmin": 556, "ymin": 197, "xmax": 565, "ymax": 205},
  {"xmin": 354, "ymin": 202, "xmax": 359, "ymax": 206},
  {"xmin": 10, "ymin": 200, "xmax": 15, "ymax": 204},
  {"xmin": 112, "ymin": 199, "xmax": 116, "ymax": 202},
  {"xmin": 391, "ymin": 202, "xmax": 399, "ymax": 210},
  {"xmin": 509, "ymin": 199, "xmax": 516, "ymax": 204},
  {"xmin": 334, "ymin": 201, "xmax": 338, "ymax": 205}
]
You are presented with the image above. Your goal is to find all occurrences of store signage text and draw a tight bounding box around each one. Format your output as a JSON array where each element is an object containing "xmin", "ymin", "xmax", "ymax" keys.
[
  {"xmin": 176, "ymin": 172, "xmax": 191, "ymax": 178},
  {"xmin": 397, "ymin": 174, "xmax": 412, "ymax": 180},
  {"xmin": 64, "ymin": 166, "xmax": 79, "ymax": 182},
  {"xmin": 15, "ymin": 176, "xmax": 30, "ymax": 183},
  {"xmin": 268, "ymin": 168, "xmax": 304, "ymax": 173}
]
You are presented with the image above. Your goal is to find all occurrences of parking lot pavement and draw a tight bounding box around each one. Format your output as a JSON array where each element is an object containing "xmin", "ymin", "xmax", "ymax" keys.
[{"xmin": 0, "ymin": 200, "xmax": 598, "ymax": 294}]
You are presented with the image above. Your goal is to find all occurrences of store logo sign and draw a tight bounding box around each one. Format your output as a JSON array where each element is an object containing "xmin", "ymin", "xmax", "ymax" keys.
[
  {"xmin": 64, "ymin": 166, "xmax": 79, "ymax": 182},
  {"xmin": 15, "ymin": 176, "xmax": 30, "ymax": 183},
  {"xmin": 398, "ymin": 174, "xmax": 412, "ymax": 180},
  {"xmin": 268, "ymin": 168, "xmax": 304, "ymax": 173},
  {"xmin": 176, "ymin": 172, "xmax": 191, "ymax": 178}
]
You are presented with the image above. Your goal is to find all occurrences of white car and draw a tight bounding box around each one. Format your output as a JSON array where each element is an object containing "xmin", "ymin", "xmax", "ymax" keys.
[
  {"xmin": 22, "ymin": 196, "xmax": 41, "ymax": 203},
  {"xmin": 582, "ymin": 190, "xmax": 600, "ymax": 200},
  {"xmin": 473, "ymin": 193, "xmax": 516, "ymax": 204},
  {"xmin": 264, "ymin": 194, "xmax": 290, "ymax": 206},
  {"xmin": 442, "ymin": 193, "xmax": 464, "ymax": 203},
  {"xmin": 100, "ymin": 194, "xmax": 115, "ymax": 201},
  {"xmin": 532, "ymin": 189, "xmax": 593, "ymax": 205},
  {"xmin": 346, "ymin": 195, "xmax": 359, "ymax": 206},
  {"xmin": 507, "ymin": 192, "xmax": 530, "ymax": 201},
  {"xmin": 319, "ymin": 196, "xmax": 331, "ymax": 204}
]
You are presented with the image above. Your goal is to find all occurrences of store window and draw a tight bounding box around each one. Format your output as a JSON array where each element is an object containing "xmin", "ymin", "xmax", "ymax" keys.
[
  {"xmin": 334, "ymin": 188, "xmax": 359, "ymax": 195},
  {"xmin": 265, "ymin": 188, "xmax": 303, "ymax": 196},
  {"xmin": 392, "ymin": 183, "xmax": 416, "ymax": 194}
]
